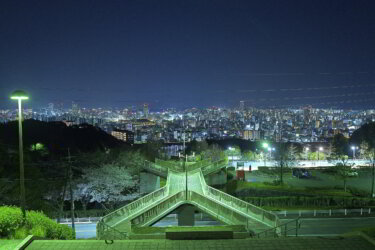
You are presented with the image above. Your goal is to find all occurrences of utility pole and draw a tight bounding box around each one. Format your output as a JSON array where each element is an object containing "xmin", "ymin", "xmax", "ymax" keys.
[
  {"xmin": 184, "ymin": 130, "xmax": 188, "ymax": 200},
  {"xmin": 68, "ymin": 148, "xmax": 75, "ymax": 234},
  {"xmin": 372, "ymin": 161, "xmax": 374, "ymax": 198},
  {"xmin": 280, "ymin": 161, "xmax": 283, "ymax": 184},
  {"xmin": 372, "ymin": 149, "xmax": 375, "ymax": 198},
  {"xmin": 58, "ymin": 168, "xmax": 68, "ymax": 223}
]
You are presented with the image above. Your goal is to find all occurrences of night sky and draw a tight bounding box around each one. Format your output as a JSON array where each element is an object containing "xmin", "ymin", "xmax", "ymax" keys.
[{"xmin": 1, "ymin": 0, "xmax": 375, "ymax": 110}]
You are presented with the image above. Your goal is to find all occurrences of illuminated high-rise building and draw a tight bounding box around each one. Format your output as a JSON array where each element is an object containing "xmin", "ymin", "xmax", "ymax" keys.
[
  {"xmin": 239, "ymin": 100, "xmax": 245, "ymax": 111},
  {"xmin": 111, "ymin": 129, "xmax": 134, "ymax": 144},
  {"xmin": 143, "ymin": 103, "xmax": 149, "ymax": 119},
  {"xmin": 72, "ymin": 102, "xmax": 79, "ymax": 115}
]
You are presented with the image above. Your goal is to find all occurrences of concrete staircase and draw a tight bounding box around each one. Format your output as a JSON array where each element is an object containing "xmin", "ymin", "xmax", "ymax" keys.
[{"xmin": 97, "ymin": 160, "xmax": 280, "ymax": 240}]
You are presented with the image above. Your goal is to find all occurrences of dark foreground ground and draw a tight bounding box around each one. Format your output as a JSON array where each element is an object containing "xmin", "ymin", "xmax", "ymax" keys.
[{"xmin": 25, "ymin": 237, "xmax": 374, "ymax": 250}]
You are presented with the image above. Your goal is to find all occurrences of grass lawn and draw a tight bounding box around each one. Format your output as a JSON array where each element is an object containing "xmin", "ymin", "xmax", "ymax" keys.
[
  {"xmin": 0, "ymin": 239, "xmax": 23, "ymax": 250},
  {"xmin": 230, "ymin": 179, "xmax": 352, "ymax": 197},
  {"xmin": 239, "ymin": 169, "xmax": 373, "ymax": 196}
]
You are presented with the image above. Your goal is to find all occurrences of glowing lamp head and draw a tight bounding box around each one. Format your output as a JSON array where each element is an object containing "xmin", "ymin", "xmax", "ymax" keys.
[
  {"xmin": 319, "ymin": 147, "xmax": 323, "ymax": 151},
  {"xmin": 10, "ymin": 90, "xmax": 29, "ymax": 100},
  {"xmin": 262, "ymin": 142, "xmax": 268, "ymax": 148}
]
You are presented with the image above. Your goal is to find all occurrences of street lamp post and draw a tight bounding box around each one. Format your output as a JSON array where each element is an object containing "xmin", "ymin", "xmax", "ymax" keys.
[
  {"xmin": 10, "ymin": 90, "xmax": 29, "ymax": 219},
  {"xmin": 268, "ymin": 147, "xmax": 275, "ymax": 160},
  {"xmin": 262, "ymin": 143, "xmax": 268, "ymax": 167},
  {"xmin": 318, "ymin": 146, "xmax": 323, "ymax": 162},
  {"xmin": 351, "ymin": 146, "xmax": 358, "ymax": 160},
  {"xmin": 305, "ymin": 147, "xmax": 309, "ymax": 160},
  {"xmin": 228, "ymin": 147, "xmax": 235, "ymax": 164}
]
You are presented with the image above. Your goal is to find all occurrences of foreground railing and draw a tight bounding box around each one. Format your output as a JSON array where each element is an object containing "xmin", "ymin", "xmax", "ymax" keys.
[{"xmin": 256, "ymin": 217, "xmax": 300, "ymax": 238}]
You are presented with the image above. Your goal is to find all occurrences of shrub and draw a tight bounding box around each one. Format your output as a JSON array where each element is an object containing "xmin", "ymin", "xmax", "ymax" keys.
[
  {"xmin": 60, "ymin": 224, "xmax": 75, "ymax": 239},
  {"xmin": 0, "ymin": 206, "xmax": 23, "ymax": 237},
  {"xmin": 225, "ymin": 180, "xmax": 238, "ymax": 194},
  {"xmin": 14, "ymin": 226, "xmax": 28, "ymax": 239},
  {"xmin": 29, "ymin": 225, "xmax": 46, "ymax": 238},
  {"xmin": 227, "ymin": 172, "xmax": 234, "ymax": 181},
  {"xmin": 348, "ymin": 186, "xmax": 370, "ymax": 197},
  {"xmin": 243, "ymin": 196, "xmax": 375, "ymax": 208},
  {"xmin": 0, "ymin": 206, "xmax": 75, "ymax": 239},
  {"xmin": 26, "ymin": 210, "xmax": 74, "ymax": 239}
]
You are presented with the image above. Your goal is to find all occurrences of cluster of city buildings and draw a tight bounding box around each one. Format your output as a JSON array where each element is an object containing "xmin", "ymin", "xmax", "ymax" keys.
[{"xmin": 1, "ymin": 101, "xmax": 375, "ymax": 145}]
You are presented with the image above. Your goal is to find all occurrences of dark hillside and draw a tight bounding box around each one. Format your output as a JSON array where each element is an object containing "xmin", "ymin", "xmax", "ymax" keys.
[
  {"xmin": 350, "ymin": 122, "xmax": 375, "ymax": 147},
  {"xmin": 0, "ymin": 119, "xmax": 123, "ymax": 154}
]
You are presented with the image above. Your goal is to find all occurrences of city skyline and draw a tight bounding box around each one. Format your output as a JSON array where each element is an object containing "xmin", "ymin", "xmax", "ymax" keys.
[{"xmin": 1, "ymin": 1, "xmax": 375, "ymax": 109}]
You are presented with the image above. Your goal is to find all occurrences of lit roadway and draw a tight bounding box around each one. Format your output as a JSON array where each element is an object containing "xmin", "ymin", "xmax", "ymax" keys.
[
  {"xmin": 232, "ymin": 159, "xmax": 371, "ymax": 170},
  {"xmin": 69, "ymin": 217, "xmax": 375, "ymax": 238}
]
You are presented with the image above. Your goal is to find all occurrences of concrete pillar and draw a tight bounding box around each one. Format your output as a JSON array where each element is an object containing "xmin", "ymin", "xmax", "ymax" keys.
[{"xmin": 178, "ymin": 205, "xmax": 195, "ymax": 226}]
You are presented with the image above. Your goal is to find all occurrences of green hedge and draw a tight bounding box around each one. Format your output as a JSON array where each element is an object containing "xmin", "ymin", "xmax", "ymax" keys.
[
  {"xmin": 242, "ymin": 196, "xmax": 375, "ymax": 208},
  {"xmin": 258, "ymin": 167, "xmax": 292, "ymax": 175},
  {"xmin": 0, "ymin": 206, "xmax": 75, "ymax": 239}
]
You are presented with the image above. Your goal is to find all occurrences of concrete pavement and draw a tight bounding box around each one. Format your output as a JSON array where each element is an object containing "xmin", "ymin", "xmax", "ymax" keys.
[
  {"xmin": 70, "ymin": 217, "xmax": 375, "ymax": 239},
  {"xmin": 26, "ymin": 237, "xmax": 375, "ymax": 250}
]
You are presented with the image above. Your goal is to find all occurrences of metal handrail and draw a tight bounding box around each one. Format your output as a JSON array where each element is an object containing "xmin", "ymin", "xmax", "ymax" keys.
[
  {"xmin": 101, "ymin": 185, "xmax": 168, "ymax": 225},
  {"xmin": 97, "ymin": 220, "xmax": 128, "ymax": 240},
  {"xmin": 201, "ymin": 159, "xmax": 228, "ymax": 175},
  {"xmin": 147, "ymin": 158, "xmax": 227, "ymax": 174},
  {"xmin": 143, "ymin": 160, "xmax": 169, "ymax": 174},
  {"xmin": 197, "ymin": 168, "xmax": 279, "ymax": 228},
  {"xmin": 132, "ymin": 191, "xmax": 186, "ymax": 227},
  {"xmin": 204, "ymin": 185, "xmax": 279, "ymax": 226},
  {"xmin": 256, "ymin": 217, "xmax": 301, "ymax": 238}
]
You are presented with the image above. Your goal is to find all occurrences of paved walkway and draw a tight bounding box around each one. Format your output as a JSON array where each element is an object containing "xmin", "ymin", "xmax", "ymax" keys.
[{"xmin": 27, "ymin": 237, "xmax": 374, "ymax": 250}]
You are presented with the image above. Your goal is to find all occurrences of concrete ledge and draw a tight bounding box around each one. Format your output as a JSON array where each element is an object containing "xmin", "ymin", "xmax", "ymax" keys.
[
  {"xmin": 15, "ymin": 235, "xmax": 34, "ymax": 250},
  {"xmin": 166, "ymin": 230, "xmax": 233, "ymax": 240},
  {"xmin": 129, "ymin": 233, "xmax": 166, "ymax": 240},
  {"xmin": 233, "ymin": 232, "xmax": 250, "ymax": 239}
]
